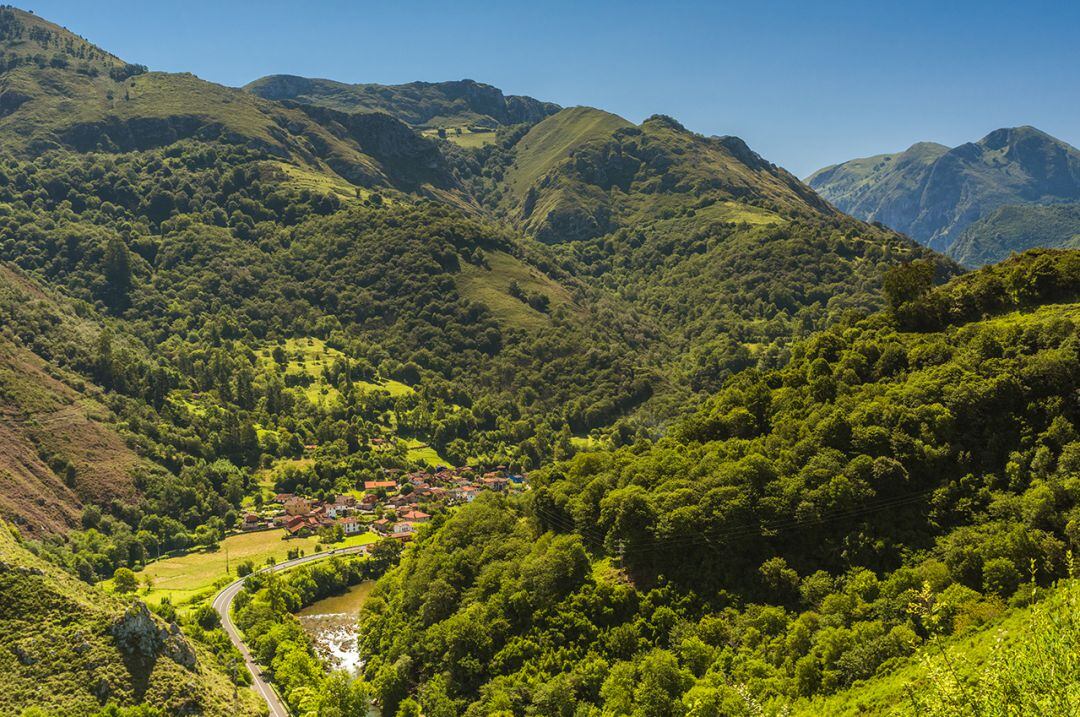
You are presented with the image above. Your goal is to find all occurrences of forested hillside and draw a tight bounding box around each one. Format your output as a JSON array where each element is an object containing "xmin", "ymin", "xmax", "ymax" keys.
[
  {"xmin": 948, "ymin": 202, "xmax": 1080, "ymax": 267},
  {"xmin": 4, "ymin": 5, "xmax": 1076, "ymax": 715},
  {"xmin": 0, "ymin": 1, "xmax": 953, "ymax": 484},
  {"xmin": 0, "ymin": 263, "xmax": 148, "ymax": 534},
  {"xmin": 358, "ymin": 250, "xmax": 1080, "ymax": 715},
  {"xmin": 0, "ymin": 522, "xmax": 264, "ymax": 715}
]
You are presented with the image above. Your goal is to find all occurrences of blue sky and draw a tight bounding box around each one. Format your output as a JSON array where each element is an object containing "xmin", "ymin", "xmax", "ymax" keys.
[{"xmin": 23, "ymin": 0, "xmax": 1080, "ymax": 177}]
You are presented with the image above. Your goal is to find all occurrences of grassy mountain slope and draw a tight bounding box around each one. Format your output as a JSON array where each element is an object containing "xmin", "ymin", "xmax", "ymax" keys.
[
  {"xmin": 0, "ymin": 5, "xmax": 950, "ymax": 465},
  {"xmin": 357, "ymin": 250, "xmax": 1080, "ymax": 715},
  {"xmin": 0, "ymin": 523, "xmax": 263, "ymax": 715},
  {"xmin": 460, "ymin": 108, "xmax": 954, "ymax": 407},
  {"xmin": 493, "ymin": 109, "xmax": 835, "ymax": 243},
  {"xmin": 807, "ymin": 126, "xmax": 1080, "ymax": 253},
  {"xmin": 806, "ymin": 142, "xmax": 948, "ymax": 229},
  {"xmin": 0, "ymin": 7, "xmax": 460, "ymax": 197},
  {"xmin": 948, "ymin": 202, "xmax": 1080, "ymax": 267},
  {"xmin": 0, "ymin": 3, "xmax": 954, "ymax": 449},
  {"xmin": 0, "ymin": 264, "xmax": 145, "ymax": 535},
  {"xmin": 244, "ymin": 75, "xmax": 560, "ymax": 131},
  {"xmin": 793, "ymin": 574, "xmax": 1079, "ymax": 716}
]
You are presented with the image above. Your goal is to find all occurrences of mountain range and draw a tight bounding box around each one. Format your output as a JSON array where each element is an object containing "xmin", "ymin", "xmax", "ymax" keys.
[
  {"xmin": 807, "ymin": 126, "xmax": 1080, "ymax": 264},
  {"xmin": 0, "ymin": 5, "xmax": 1076, "ymax": 716}
]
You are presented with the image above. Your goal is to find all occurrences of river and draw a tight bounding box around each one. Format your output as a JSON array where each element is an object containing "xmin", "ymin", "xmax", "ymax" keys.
[{"xmin": 296, "ymin": 581, "xmax": 374, "ymax": 675}]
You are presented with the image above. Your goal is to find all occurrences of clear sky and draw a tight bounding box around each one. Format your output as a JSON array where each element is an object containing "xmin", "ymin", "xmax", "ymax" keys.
[{"xmin": 21, "ymin": 0, "xmax": 1080, "ymax": 177}]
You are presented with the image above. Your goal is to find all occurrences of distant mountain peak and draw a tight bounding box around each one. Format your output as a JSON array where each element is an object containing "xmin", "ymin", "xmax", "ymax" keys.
[
  {"xmin": 808, "ymin": 125, "xmax": 1080, "ymax": 255},
  {"xmin": 0, "ymin": 5, "xmax": 126, "ymax": 66},
  {"xmin": 979, "ymin": 124, "xmax": 1054, "ymax": 148},
  {"xmin": 244, "ymin": 75, "xmax": 560, "ymax": 129}
]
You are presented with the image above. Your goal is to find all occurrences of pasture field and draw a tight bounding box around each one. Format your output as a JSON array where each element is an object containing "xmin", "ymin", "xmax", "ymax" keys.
[{"xmin": 101, "ymin": 528, "xmax": 378, "ymax": 607}]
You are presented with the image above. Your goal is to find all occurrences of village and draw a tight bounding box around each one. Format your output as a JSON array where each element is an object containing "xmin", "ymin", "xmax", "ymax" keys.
[{"xmin": 241, "ymin": 465, "xmax": 528, "ymax": 542}]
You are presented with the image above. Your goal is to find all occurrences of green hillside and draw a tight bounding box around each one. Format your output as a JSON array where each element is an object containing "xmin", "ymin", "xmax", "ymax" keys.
[
  {"xmin": 808, "ymin": 126, "xmax": 1080, "ymax": 253},
  {"xmin": 0, "ymin": 3, "xmax": 949, "ymax": 479},
  {"xmin": 948, "ymin": 202, "xmax": 1080, "ymax": 266},
  {"xmin": 357, "ymin": 250, "xmax": 1080, "ymax": 715},
  {"xmin": 0, "ymin": 7, "xmax": 460, "ymax": 198},
  {"xmin": 0, "ymin": 264, "xmax": 151, "ymax": 535},
  {"xmin": 806, "ymin": 141, "xmax": 948, "ymax": 222},
  {"xmin": 500, "ymin": 106, "xmax": 633, "ymax": 201},
  {"xmin": 488, "ymin": 108, "xmax": 834, "ymax": 244},
  {"xmin": 795, "ymin": 574, "xmax": 1079, "ymax": 716},
  {"xmin": 0, "ymin": 523, "xmax": 263, "ymax": 715},
  {"xmin": 8, "ymin": 7, "xmax": 1079, "ymax": 715},
  {"xmin": 453, "ymin": 108, "xmax": 954, "ymax": 407}
]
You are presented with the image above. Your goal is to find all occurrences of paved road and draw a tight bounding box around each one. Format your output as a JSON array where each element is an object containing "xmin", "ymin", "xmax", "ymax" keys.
[{"xmin": 213, "ymin": 545, "xmax": 371, "ymax": 717}]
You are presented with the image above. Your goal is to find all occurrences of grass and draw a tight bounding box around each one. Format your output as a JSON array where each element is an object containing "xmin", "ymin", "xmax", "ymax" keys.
[
  {"xmin": 0, "ymin": 517, "xmax": 264, "ymax": 715},
  {"xmin": 256, "ymin": 337, "xmax": 414, "ymax": 407},
  {"xmin": 101, "ymin": 529, "xmax": 379, "ymax": 607},
  {"xmin": 267, "ymin": 160, "xmax": 373, "ymax": 202},
  {"xmin": 357, "ymin": 377, "xmax": 414, "ymax": 397},
  {"xmin": 0, "ymin": 300, "xmax": 141, "ymax": 533},
  {"xmin": 792, "ymin": 576, "xmax": 1080, "ymax": 716},
  {"xmin": 248, "ymin": 457, "xmax": 315, "ymax": 505},
  {"xmin": 421, "ymin": 127, "xmax": 498, "ymax": 148},
  {"xmin": 570, "ymin": 435, "xmax": 603, "ymax": 450},
  {"xmin": 502, "ymin": 107, "xmax": 632, "ymax": 200},
  {"xmin": 406, "ymin": 438, "xmax": 449, "ymax": 467},
  {"xmin": 168, "ymin": 390, "xmax": 218, "ymax": 418},
  {"xmin": 455, "ymin": 249, "xmax": 578, "ymax": 331}
]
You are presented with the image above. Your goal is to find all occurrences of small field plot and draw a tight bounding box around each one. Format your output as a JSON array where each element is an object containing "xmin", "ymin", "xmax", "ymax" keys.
[
  {"xmin": 405, "ymin": 438, "xmax": 449, "ymax": 467},
  {"xmin": 455, "ymin": 250, "xmax": 578, "ymax": 331},
  {"xmin": 255, "ymin": 337, "xmax": 414, "ymax": 406},
  {"xmin": 101, "ymin": 529, "xmax": 378, "ymax": 607}
]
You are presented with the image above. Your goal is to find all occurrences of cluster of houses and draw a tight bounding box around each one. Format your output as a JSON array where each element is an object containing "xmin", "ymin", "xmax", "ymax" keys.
[{"xmin": 240, "ymin": 465, "xmax": 527, "ymax": 542}]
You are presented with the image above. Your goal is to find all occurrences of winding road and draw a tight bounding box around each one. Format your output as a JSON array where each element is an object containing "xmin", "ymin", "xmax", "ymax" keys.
[{"xmin": 213, "ymin": 544, "xmax": 372, "ymax": 717}]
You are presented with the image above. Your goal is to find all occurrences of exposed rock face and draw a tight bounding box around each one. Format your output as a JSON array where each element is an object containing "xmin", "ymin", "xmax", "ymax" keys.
[
  {"xmin": 808, "ymin": 126, "xmax": 1080, "ymax": 252},
  {"xmin": 110, "ymin": 602, "xmax": 196, "ymax": 670},
  {"xmin": 293, "ymin": 103, "xmax": 456, "ymax": 191},
  {"xmin": 163, "ymin": 622, "xmax": 197, "ymax": 670},
  {"xmin": 245, "ymin": 75, "xmax": 561, "ymax": 128}
]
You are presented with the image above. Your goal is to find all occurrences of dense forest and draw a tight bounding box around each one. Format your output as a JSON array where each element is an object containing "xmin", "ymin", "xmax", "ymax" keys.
[
  {"xmin": 0, "ymin": 5, "xmax": 1077, "ymax": 715},
  {"xmin": 358, "ymin": 251, "xmax": 1080, "ymax": 715}
]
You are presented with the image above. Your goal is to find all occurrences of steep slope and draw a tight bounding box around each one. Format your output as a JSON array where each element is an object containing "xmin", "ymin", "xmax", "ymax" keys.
[
  {"xmin": 0, "ymin": 523, "xmax": 263, "ymax": 715},
  {"xmin": 0, "ymin": 7, "xmax": 459, "ymax": 196},
  {"xmin": 245, "ymin": 75, "xmax": 560, "ymax": 130},
  {"xmin": 806, "ymin": 142, "xmax": 949, "ymax": 230},
  {"xmin": 0, "ymin": 6, "xmax": 951, "ymax": 504},
  {"xmin": 807, "ymin": 126, "xmax": 1080, "ymax": 253},
  {"xmin": 0, "ymin": 264, "xmax": 145, "ymax": 535},
  {"xmin": 462, "ymin": 107, "xmax": 953, "ymax": 402},
  {"xmin": 795, "ymin": 575, "xmax": 1079, "ymax": 716},
  {"xmin": 358, "ymin": 250, "xmax": 1080, "ymax": 715},
  {"xmin": 494, "ymin": 109, "xmax": 835, "ymax": 243},
  {"xmin": 948, "ymin": 202, "xmax": 1080, "ymax": 267}
]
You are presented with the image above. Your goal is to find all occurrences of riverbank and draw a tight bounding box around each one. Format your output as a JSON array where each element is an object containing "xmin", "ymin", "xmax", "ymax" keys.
[{"xmin": 298, "ymin": 581, "xmax": 375, "ymax": 674}]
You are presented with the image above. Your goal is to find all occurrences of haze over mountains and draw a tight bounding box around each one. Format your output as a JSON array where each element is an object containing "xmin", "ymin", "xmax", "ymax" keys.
[{"xmin": 808, "ymin": 126, "xmax": 1080, "ymax": 264}]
